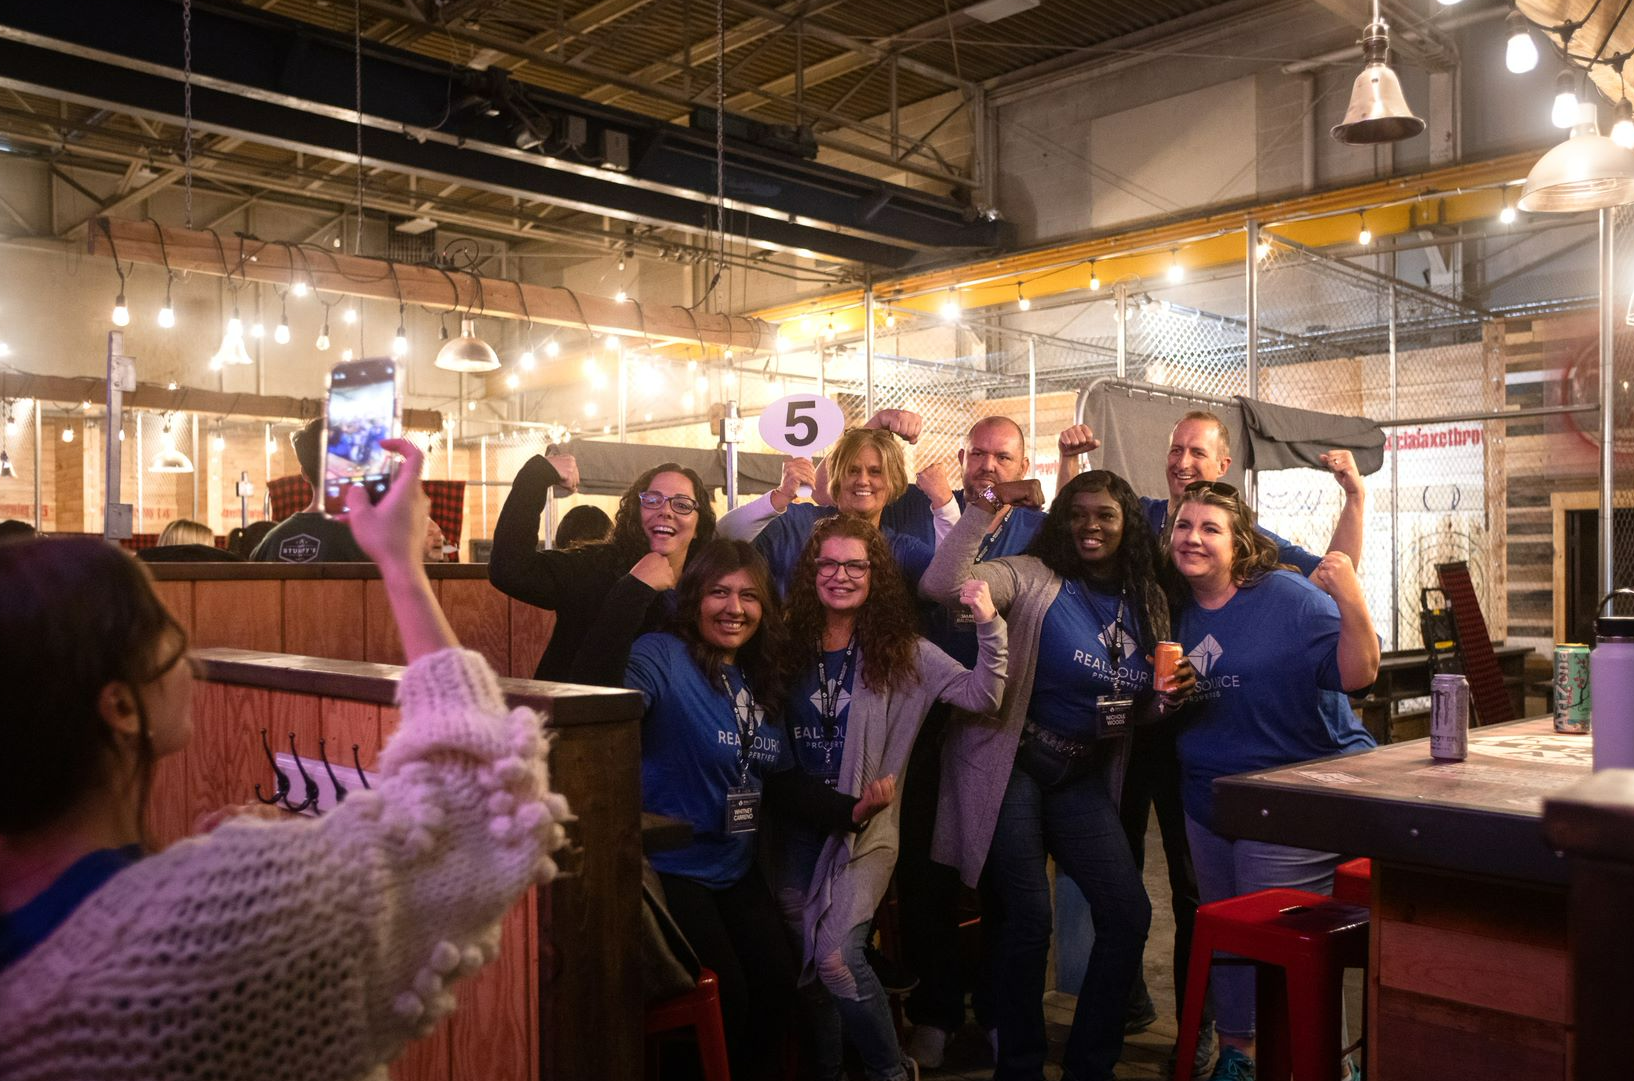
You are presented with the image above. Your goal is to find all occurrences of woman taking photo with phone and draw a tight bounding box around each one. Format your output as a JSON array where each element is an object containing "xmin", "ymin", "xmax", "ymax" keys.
[
  {"xmin": 774, "ymin": 516, "xmax": 1007, "ymax": 1081},
  {"xmin": 1165, "ymin": 480, "xmax": 1378, "ymax": 1081},
  {"xmin": 920, "ymin": 469, "xmax": 1193, "ymax": 1081},
  {"xmin": 489, "ymin": 454, "xmax": 717, "ymax": 682},
  {"xmin": 619, "ymin": 538, "xmax": 894, "ymax": 1080},
  {"xmin": 0, "ymin": 441, "xmax": 570, "ymax": 1081}
]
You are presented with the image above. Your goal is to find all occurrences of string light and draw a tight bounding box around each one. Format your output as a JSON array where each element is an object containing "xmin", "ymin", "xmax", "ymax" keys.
[
  {"xmin": 1614, "ymin": 101, "xmax": 1634, "ymax": 151},
  {"xmin": 1255, "ymin": 239, "xmax": 1272, "ymax": 261},
  {"xmin": 342, "ymin": 304, "xmax": 358, "ymax": 325},
  {"xmin": 1552, "ymin": 71, "xmax": 1579, "ymax": 129},
  {"xmin": 1166, "ymin": 251, "xmax": 1184, "ymax": 284},
  {"xmin": 291, "ymin": 278, "xmax": 310, "ymax": 298},
  {"xmin": 885, "ymin": 310, "xmax": 896, "ymax": 328},
  {"xmin": 544, "ymin": 339, "xmax": 560, "ymax": 359},
  {"xmin": 519, "ymin": 349, "xmax": 537, "ymax": 371},
  {"xmin": 61, "ymin": 425, "xmax": 74, "ymax": 443},
  {"xmin": 824, "ymin": 318, "xmax": 836, "ymax": 341},
  {"xmin": 1017, "ymin": 285, "xmax": 1031, "ymax": 312},
  {"xmin": 615, "ymin": 288, "xmax": 628, "ymax": 303},
  {"xmin": 157, "ymin": 279, "xmax": 176, "ymax": 329},
  {"xmin": 604, "ymin": 334, "xmax": 621, "ymax": 351},
  {"xmin": 1357, "ymin": 214, "xmax": 1372, "ymax": 247},
  {"xmin": 1089, "ymin": 263, "xmax": 1101, "ymax": 291},
  {"xmin": 274, "ymin": 296, "xmax": 292, "ymax": 345},
  {"xmin": 392, "ymin": 304, "xmax": 408, "ymax": 357},
  {"xmin": 1505, "ymin": 12, "xmax": 1538, "ymax": 75},
  {"xmin": 340, "ymin": 348, "xmax": 354, "ymax": 361},
  {"xmin": 111, "ymin": 291, "xmax": 130, "ymax": 327},
  {"xmin": 940, "ymin": 288, "xmax": 960, "ymax": 322},
  {"xmin": 505, "ymin": 372, "xmax": 520, "ymax": 390}
]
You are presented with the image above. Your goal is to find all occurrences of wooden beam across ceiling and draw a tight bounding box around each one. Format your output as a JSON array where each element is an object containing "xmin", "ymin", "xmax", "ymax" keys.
[{"xmin": 86, "ymin": 218, "xmax": 778, "ymax": 351}]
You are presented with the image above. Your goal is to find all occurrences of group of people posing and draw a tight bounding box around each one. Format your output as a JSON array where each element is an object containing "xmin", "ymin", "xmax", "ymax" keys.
[{"xmin": 489, "ymin": 406, "xmax": 1381, "ymax": 1081}]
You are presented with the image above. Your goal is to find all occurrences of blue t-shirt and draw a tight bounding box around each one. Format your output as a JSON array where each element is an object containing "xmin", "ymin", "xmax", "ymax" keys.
[
  {"xmin": 1028, "ymin": 579, "xmax": 1155, "ymax": 742},
  {"xmin": 0, "ymin": 845, "xmax": 142, "ymax": 974},
  {"xmin": 755, "ymin": 502, "xmax": 933, "ymax": 598},
  {"xmin": 1174, "ymin": 570, "xmax": 1376, "ymax": 831},
  {"xmin": 929, "ymin": 494, "xmax": 1045, "ymax": 666},
  {"xmin": 786, "ymin": 645, "xmax": 857, "ymax": 787},
  {"xmin": 626, "ymin": 632, "xmax": 792, "ymax": 888},
  {"xmin": 1141, "ymin": 496, "xmax": 1321, "ymax": 576}
]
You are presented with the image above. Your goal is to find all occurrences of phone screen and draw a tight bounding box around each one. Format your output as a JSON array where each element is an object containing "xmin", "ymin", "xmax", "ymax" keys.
[{"xmin": 324, "ymin": 358, "xmax": 399, "ymax": 515}]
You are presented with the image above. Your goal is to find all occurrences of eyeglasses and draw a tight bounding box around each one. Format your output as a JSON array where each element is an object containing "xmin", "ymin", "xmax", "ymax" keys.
[
  {"xmin": 815, "ymin": 558, "xmax": 872, "ymax": 580},
  {"xmin": 1183, "ymin": 479, "xmax": 1240, "ymax": 499},
  {"xmin": 637, "ymin": 491, "xmax": 700, "ymax": 515}
]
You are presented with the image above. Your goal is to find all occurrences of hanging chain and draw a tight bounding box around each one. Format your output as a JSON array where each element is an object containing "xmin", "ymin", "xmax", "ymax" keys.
[
  {"xmin": 182, "ymin": 0, "xmax": 194, "ymax": 229},
  {"xmin": 354, "ymin": 0, "xmax": 365, "ymax": 256}
]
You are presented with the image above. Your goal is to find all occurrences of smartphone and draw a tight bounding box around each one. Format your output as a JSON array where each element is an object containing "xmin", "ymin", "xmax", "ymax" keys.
[{"xmin": 323, "ymin": 356, "xmax": 401, "ymax": 516}]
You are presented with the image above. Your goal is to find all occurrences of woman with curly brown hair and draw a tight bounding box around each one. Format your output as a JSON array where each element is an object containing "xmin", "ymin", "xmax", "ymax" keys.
[{"xmin": 775, "ymin": 516, "xmax": 1008, "ymax": 1081}]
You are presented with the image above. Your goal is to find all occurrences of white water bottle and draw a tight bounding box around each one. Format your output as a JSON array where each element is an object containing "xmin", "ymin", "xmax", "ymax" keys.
[{"xmin": 1590, "ymin": 589, "xmax": 1634, "ymax": 771}]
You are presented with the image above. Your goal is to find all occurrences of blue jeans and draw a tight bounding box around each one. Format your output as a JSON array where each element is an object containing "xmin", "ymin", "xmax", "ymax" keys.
[
  {"xmin": 988, "ymin": 746, "xmax": 1152, "ymax": 1081},
  {"xmin": 776, "ymin": 824, "xmax": 908, "ymax": 1081},
  {"xmin": 1183, "ymin": 812, "xmax": 1340, "ymax": 1039}
]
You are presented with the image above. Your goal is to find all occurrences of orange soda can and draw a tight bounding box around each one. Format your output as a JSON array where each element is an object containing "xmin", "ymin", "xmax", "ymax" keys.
[{"xmin": 1154, "ymin": 642, "xmax": 1184, "ymax": 692}]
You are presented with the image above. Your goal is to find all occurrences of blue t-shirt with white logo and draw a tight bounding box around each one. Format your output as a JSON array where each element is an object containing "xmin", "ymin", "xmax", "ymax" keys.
[
  {"xmin": 1028, "ymin": 579, "xmax": 1155, "ymax": 743},
  {"xmin": 1174, "ymin": 570, "xmax": 1375, "ymax": 831},
  {"xmin": 755, "ymin": 502, "xmax": 933, "ymax": 599},
  {"xmin": 786, "ymin": 645, "xmax": 857, "ymax": 787},
  {"xmin": 1140, "ymin": 496, "xmax": 1321, "ymax": 576},
  {"xmin": 626, "ymin": 632, "xmax": 792, "ymax": 888}
]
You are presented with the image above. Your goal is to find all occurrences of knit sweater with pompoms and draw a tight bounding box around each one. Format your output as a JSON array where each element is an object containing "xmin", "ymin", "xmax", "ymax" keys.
[{"xmin": 0, "ymin": 647, "xmax": 571, "ymax": 1081}]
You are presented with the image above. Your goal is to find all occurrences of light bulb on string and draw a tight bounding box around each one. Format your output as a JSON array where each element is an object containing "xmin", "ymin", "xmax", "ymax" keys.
[
  {"xmin": 1553, "ymin": 71, "xmax": 1580, "ymax": 129},
  {"xmin": 111, "ymin": 292, "xmax": 130, "ymax": 327},
  {"xmin": 1614, "ymin": 100, "xmax": 1634, "ymax": 150},
  {"xmin": 505, "ymin": 372, "xmax": 520, "ymax": 390},
  {"xmin": 605, "ymin": 334, "xmax": 621, "ymax": 351},
  {"xmin": 519, "ymin": 349, "xmax": 537, "ymax": 371},
  {"xmin": 544, "ymin": 338, "xmax": 560, "ymax": 359},
  {"xmin": 250, "ymin": 317, "xmax": 265, "ymax": 340},
  {"xmin": 1505, "ymin": 12, "xmax": 1538, "ymax": 75},
  {"xmin": 1089, "ymin": 263, "xmax": 1102, "ymax": 291},
  {"xmin": 1358, "ymin": 214, "xmax": 1372, "ymax": 247},
  {"xmin": 291, "ymin": 279, "xmax": 310, "ymax": 298},
  {"xmin": 885, "ymin": 310, "xmax": 896, "ymax": 329},
  {"xmin": 1017, "ymin": 285, "xmax": 1031, "ymax": 312},
  {"xmin": 824, "ymin": 318, "xmax": 836, "ymax": 341},
  {"xmin": 343, "ymin": 304, "xmax": 358, "ymax": 325},
  {"xmin": 212, "ymin": 430, "xmax": 225, "ymax": 452},
  {"xmin": 316, "ymin": 323, "xmax": 331, "ymax": 351},
  {"xmin": 1166, "ymin": 251, "xmax": 1185, "ymax": 284},
  {"xmin": 1255, "ymin": 239, "xmax": 1272, "ymax": 261},
  {"xmin": 1499, "ymin": 203, "xmax": 1517, "ymax": 225},
  {"xmin": 341, "ymin": 348, "xmax": 354, "ymax": 362},
  {"xmin": 392, "ymin": 305, "xmax": 408, "ymax": 357},
  {"xmin": 275, "ymin": 319, "xmax": 291, "ymax": 345},
  {"xmin": 62, "ymin": 425, "xmax": 74, "ymax": 444},
  {"xmin": 615, "ymin": 288, "xmax": 628, "ymax": 303},
  {"xmin": 157, "ymin": 281, "xmax": 176, "ymax": 329},
  {"xmin": 940, "ymin": 288, "xmax": 961, "ymax": 322},
  {"xmin": 724, "ymin": 347, "xmax": 735, "ymax": 363}
]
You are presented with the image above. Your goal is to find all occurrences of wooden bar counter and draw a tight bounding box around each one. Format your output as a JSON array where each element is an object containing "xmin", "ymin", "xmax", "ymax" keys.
[
  {"xmin": 149, "ymin": 641, "xmax": 645, "ymax": 1081},
  {"xmin": 1213, "ymin": 718, "xmax": 1589, "ymax": 1079}
]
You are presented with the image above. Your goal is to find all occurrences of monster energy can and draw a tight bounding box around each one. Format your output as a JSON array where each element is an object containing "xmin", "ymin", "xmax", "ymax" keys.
[
  {"xmin": 1554, "ymin": 644, "xmax": 1592, "ymax": 734},
  {"xmin": 1430, "ymin": 673, "xmax": 1469, "ymax": 762}
]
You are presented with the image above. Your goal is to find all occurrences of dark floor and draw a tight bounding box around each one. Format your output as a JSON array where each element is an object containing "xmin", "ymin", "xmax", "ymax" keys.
[{"xmin": 918, "ymin": 808, "xmax": 1365, "ymax": 1081}]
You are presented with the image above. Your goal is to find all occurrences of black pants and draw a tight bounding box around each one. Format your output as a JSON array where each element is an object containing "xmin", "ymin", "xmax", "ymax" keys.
[
  {"xmin": 659, "ymin": 871, "xmax": 799, "ymax": 1080},
  {"xmin": 1117, "ymin": 720, "xmax": 1201, "ymax": 1018}
]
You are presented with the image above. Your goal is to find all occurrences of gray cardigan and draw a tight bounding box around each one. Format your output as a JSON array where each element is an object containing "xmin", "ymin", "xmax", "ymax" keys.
[
  {"xmin": 918, "ymin": 507, "xmax": 1130, "ymax": 888},
  {"xmin": 792, "ymin": 619, "xmax": 1007, "ymax": 980}
]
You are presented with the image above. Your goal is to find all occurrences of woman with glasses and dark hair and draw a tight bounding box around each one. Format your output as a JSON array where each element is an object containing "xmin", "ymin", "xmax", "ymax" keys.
[
  {"xmin": 920, "ymin": 469, "xmax": 1194, "ymax": 1081},
  {"xmin": 616, "ymin": 538, "xmax": 895, "ymax": 1080},
  {"xmin": 0, "ymin": 441, "xmax": 571, "ymax": 1081},
  {"xmin": 490, "ymin": 453, "xmax": 718, "ymax": 682},
  {"xmin": 1166, "ymin": 480, "xmax": 1379, "ymax": 1081},
  {"xmin": 773, "ymin": 515, "xmax": 1007, "ymax": 1081}
]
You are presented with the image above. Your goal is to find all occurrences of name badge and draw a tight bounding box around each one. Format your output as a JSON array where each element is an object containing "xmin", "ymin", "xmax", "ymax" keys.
[
  {"xmin": 724, "ymin": 786, "xmax": 762, "ymax": 835},
  {"xmin": 1096, "ymin": 695, "xmax": 1136, "ymax": 736}
]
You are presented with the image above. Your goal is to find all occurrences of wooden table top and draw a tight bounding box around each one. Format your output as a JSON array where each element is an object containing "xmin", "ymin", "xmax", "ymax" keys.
[{"xmin": 1213, "ymin": 716, "xmax": 1591, "ymax": 884}]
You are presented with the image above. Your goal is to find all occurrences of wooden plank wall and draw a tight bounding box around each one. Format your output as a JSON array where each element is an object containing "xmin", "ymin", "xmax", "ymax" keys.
[
  {"xmin": 153, "ymin": 575, "xmax": 555, "ymax": 678},
  {"xmin": 1370, "ymin": 863, "xmax": 1570, "ymax": 1079}
]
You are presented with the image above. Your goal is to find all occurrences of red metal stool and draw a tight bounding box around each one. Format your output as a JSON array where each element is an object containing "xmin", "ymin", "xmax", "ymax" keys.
[
  {"xmin": 1174, "ymin": 889, "xmax": 1369, "ymax": 1081},
  {"xmin": 645, "ymin": 967, "xmax": 731, "ymax": 1081},
  {"xmin": 1332, "ymin": 858, "xmax": 1372, "ymax": 906}
]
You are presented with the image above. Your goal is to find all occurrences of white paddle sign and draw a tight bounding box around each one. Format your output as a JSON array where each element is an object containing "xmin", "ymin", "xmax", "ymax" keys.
[{"xmin": 759, "ymin": 394, "xmax": 845, "ymax": 498}]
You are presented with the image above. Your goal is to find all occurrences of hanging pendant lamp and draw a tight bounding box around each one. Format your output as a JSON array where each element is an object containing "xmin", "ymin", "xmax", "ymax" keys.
[
  {"xmin": 1520, "ymin": 100, "xmax": 1634, "ymax": 213},
  {"xmin": 1331, "ymin": 1, "xmax": 1425, "ymax": 146},
  {"xmin": 434, "ymin": 317, "xmax": 500, "ymax": 373}
]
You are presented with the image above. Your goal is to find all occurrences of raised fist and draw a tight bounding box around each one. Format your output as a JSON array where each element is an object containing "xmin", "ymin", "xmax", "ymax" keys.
[{"xmin": 1057, "ymin": 424, "xmax": 1101, "ymax": 459}]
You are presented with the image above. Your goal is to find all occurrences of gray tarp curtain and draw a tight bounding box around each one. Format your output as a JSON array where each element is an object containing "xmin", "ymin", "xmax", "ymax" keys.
[
  {"xmin": 547, "ymin": 439, "xmax": 785, "ymax": 497},
  {"xmin": 1079, "ymin": 380, "xmax": 1384, "ymax": 497}
]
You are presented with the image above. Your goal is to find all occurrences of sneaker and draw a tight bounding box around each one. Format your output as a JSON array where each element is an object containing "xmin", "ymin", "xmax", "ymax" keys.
[
  {"xmin": 1125, "ymin": 994, "xmax": 1159, "ymax": 1034},
  {"xmin": 864, "ymin": 945, "xmax": 919, "ymax": 995},
  {"xmin": 1166, "ymin": 1022, "xmax": 1218, "ymax": 1080},
  {"xmin": 1208, "ymin": 1046, "xmax": 1254, "ymax": 1081},
  {"xmin": 904, "ymin": 1026, "xmax": 949, "ymax": 1070}
]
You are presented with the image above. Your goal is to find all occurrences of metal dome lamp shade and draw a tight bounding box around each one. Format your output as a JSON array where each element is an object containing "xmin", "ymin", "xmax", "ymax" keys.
[
  {"xmin": 435, "ymin": 317, "xmax": 500, "ymax": 373},
  {"xmin": 149, "ymin": 446, "xmax": 195, "ymax": 474},
  {"xmin": 1331, "ymin": 2, "xmax": 1425, "ymax": 146},
  {"xmin": 1519, "ymin": 101, "xmax": 1634, "ymax": 213}
]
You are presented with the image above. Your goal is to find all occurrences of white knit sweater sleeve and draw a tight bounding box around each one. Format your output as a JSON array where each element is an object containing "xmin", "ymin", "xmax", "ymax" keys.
[{"xmin": 0, "ymin": 647, "xmax": 571, "ymax": 1081}]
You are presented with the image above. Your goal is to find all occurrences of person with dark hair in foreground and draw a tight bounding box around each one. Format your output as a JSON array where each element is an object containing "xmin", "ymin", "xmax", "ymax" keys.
[
  {"xmin": 552, "ymin": 504, "xmax": 613, "ymax": 548},
  {"xmin": 0, "ymin": 440, "xmax": 571, "ymax": 1081},
  {"xmin": 489, "ymin": 452, "xmax": 720, "ymax": 683},
  {"xmin": 250, "ymin": 417, "xmax": 367, "ymax": 563},
  {"xmin": 0, "ymin": 519, "xmax": 37, "ymax": 545},
  {"xmin": 225, "ymin": 521, "xmax": 276, "ymax": 561}
]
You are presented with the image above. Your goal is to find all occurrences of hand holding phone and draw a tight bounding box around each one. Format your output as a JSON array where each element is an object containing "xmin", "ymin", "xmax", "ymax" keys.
[{"xmin": 323, "ymin": 357, "xmax": 402, "ymax": 516}]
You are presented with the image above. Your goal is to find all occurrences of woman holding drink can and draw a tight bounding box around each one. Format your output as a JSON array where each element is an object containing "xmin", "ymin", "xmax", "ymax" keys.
[
  {"xmin": 920, "ymin": 469, "xmax": 1193, "ymax": 1081},
  {"xmin": 1165, "ymin": 480, "xmax": 1379, "ymax": 1081}
]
